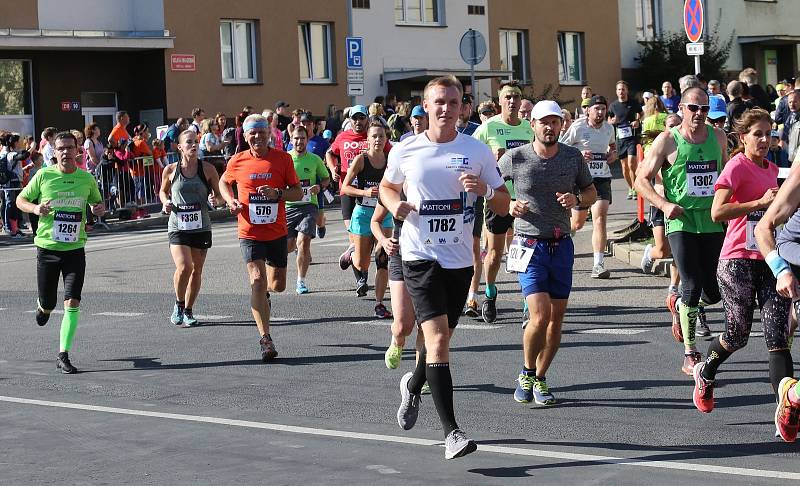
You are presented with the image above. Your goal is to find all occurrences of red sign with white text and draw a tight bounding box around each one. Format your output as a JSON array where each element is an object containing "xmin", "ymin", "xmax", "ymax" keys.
[{"xmin": 170, "ymin": 54, "xmax": 196, "ymax": 72}]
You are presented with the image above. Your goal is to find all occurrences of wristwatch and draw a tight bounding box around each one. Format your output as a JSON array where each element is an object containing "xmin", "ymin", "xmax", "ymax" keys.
[
  {"xmin": 276, "ymin": 188, "xmax": 284, "ymax": 200},
  {"xmin": 575, "ymin": 192, "xmax": 583, "ymax": 206}
]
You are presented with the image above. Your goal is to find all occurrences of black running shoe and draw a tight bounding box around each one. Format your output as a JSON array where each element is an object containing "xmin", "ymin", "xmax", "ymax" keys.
[
  {"xmin": 57, "ymin": 352, "xmax": 77, "ymax": 374},
  {"xmin": 481, "ymin": 298, "xmax": 497, "ymax": 324},
  {"xmin": 356, "ymin": 276, "xmax": 369, "ymax": 297},
  {"xmin": 36, "ymin": 309, "xmax": 50, "ymax": 326}
]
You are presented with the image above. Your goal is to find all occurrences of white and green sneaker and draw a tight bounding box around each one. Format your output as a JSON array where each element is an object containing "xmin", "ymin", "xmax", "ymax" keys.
[{"xmin": 532, "ymin": 378, "xmax": 556, "ymax": 406}]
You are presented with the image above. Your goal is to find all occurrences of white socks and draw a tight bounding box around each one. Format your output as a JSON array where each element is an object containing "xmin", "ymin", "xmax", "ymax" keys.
[{"xmin": 593, "ymin": 252, "xmax": 604, "ymax": 266}]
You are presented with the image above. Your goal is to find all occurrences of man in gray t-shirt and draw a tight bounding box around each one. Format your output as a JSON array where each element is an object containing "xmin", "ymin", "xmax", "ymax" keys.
[
  {"xmin": 498, "ymin": 143, "xmax": 593, "ymax": 239},
  {"xmin": 499, "ymin": 100, "xmax": 596, "ymax": 407}
]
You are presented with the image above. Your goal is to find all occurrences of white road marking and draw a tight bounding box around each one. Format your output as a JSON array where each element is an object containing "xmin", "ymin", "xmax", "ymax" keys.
[
  {"xmin": 93, "ymin": 312, "xmax": 145, "ymax": 317},
  {"xmin": 347, "ymin": 320, "xmax": 502, "ymax": 330},
  {"xmin": 366, "ymin": 464, "xmax": 401, "ymax": 474},
  {"xmin": 193, "ymin": 314, "xmax": 233, "ymax": 320},
  {"xmin": 574, "ymin": 329, "xmax": 649, "ymax": 335},
  {"xmin": 0, "ymin": 395, "xmax": 798, "ymax": 480},
  {"xmin": 25, "ymin": 309, "xmax": 63, "ymax": 315}
]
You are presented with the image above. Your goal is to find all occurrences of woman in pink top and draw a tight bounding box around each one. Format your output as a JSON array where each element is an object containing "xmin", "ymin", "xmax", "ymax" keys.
[{"xmin": 691, "ymin": 108, "xmax": 792, "ymax": 417}]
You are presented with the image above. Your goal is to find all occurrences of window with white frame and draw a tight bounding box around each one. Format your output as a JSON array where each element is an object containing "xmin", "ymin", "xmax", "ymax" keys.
[
  {"xmin": 219, "ymin": 20, "xmax": 257, "ymax": 83},
  {"xmin": 298, "ymin": 22, "xmax": 333, "ymax": 83},
  {"xmin": 635, "ymin": 0, "xmax": 662, "ymax": 41},
  {"xmin": 557, "ymin": 32, "xmax": 585, "ymax": 84},
  {"xmin": 395, "ymin": 0, "xmax": 442, "ymax": 25},
  {"xmin": 498, "ymin": 29, "xmax": 528, "ymax": 83}
]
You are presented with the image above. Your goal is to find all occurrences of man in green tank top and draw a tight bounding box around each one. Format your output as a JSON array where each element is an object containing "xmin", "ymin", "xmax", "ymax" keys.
[
  {"xmin": 635, "ymin": 87, "xmax": 728, "ymax": 376},
  {"xmin": 17, "ymin": 131, "xmax": 105, "ymax": 374}
]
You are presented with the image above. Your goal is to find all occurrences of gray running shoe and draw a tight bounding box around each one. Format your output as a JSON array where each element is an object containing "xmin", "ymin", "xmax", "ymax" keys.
[
  {"xmin": 697, "ymin": 306, "xmax": 711, "ymax": 337},
  {"xmin": 591, "ymin": 262, "xmax": 610, "ymax": 279},
  {"xmin": 397, "ymin": 371, "xmax": 420, "ymax": 430},
  {"xmin": 444, "ymin": 429, "xmax": 477, "ymax": 459}
]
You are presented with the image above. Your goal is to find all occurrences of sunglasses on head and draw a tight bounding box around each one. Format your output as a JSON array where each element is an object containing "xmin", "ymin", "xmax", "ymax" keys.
[{"xmin": 683, "ymin": 103, "xmax": 710, "ymax": 113}]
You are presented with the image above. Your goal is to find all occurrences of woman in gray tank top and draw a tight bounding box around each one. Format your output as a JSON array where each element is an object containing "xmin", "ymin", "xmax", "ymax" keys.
[{"xmin": 158, "ymin": 130, "xmax": 223, "ymax": 328}]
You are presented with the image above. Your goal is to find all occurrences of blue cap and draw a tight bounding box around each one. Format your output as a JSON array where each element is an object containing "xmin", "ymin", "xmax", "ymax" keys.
[
  {"xmin": 411, "ymin": 105, "xmax": 426, "ymax": 118},
  {"xmin": 708, "ymin": 95, "xmax": 727, "ymax": 120},
  {"xmin": 350, "ymin": 105, "xmax": 368, "ymax": 117},
  {"xmin": 771, "ymin": 130, "xmax": 780, "ymax": 138},
  {"xmin": 323, "ymin": 129, "xmax": 333, "ymax": 139}
]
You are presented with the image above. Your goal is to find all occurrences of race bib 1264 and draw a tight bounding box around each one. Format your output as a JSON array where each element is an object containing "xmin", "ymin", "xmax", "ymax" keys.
[{"xmin": 53, "ymin": 210, "xmax": 82, "ymax": 243}]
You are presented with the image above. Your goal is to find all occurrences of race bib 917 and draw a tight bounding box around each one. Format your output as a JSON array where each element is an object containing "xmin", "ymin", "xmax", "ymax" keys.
[
  {"xmin": 301, "ymin": 179, "xmax": 313, "ymax": 203},
  {"xmin": 419, "ymin": 198, "xmax": 464, "ymax": 245}
]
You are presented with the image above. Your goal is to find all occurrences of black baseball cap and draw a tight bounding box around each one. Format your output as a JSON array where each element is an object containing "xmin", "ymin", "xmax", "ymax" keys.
[
  {"xmin": 462, "ymin": 94, "xmax": 474, "ymax": 104},
  {"xmin": 588, "ymin": 95, "xmax": 607, "ymax": 107},
  {"xmin": 275, "ymin": 100, "xmax": 290, "ymax": 109}
]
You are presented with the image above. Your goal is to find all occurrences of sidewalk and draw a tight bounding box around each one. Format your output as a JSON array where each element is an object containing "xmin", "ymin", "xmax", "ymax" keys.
[
  {"xmin": 0, "ymin": 206, "xmax": 236, "ymax": 246},
  {"xmin": 608, "ymin": 238, "xmax": 673, "ymax": 278}
]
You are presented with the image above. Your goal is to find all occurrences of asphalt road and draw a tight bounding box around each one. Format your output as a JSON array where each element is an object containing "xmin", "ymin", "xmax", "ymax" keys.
[{"xmin": 1, "ymin": 179, "xmax": 799, "ymax": 485}]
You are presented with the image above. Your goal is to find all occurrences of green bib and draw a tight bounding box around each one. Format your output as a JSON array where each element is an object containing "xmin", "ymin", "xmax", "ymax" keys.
[{"xmin": 661, "ymin": 126, "xmax": 724, "ymax": 234}]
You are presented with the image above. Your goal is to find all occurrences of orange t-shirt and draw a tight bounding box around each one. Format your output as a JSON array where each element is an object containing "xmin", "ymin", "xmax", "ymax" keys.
[
  {"xmin": 222, "ymin": 148, "xmax": 300, "ymax": 241},
  {"xmin": 131, "ymin": 139, "xmax": 153, "ymax": 177},
  {"xmin": 109, "ymin": 123, "xmax": 131, "ymax": 146}
]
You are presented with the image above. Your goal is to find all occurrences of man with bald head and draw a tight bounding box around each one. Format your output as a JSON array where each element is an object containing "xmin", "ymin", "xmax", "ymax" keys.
[
  {"xmin": 661, "ymin": 81, "xmax": 681, "ymax": 113},
  {"xmin": 636, "ymin": 87, "xmax": 728, "ymax": 376}
]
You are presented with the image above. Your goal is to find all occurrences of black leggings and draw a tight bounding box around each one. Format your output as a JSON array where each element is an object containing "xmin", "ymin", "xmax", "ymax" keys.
[
  {"xmin": 37, "ymin": 247, "xmax": 86, "ymax": 310},
  {"xmin": 717, "ymin": 258, "xmax": 791, "ymax": 351},
  {"xmin": 667, "ymin": 231, "xmax": 724, "ymax": 307}
]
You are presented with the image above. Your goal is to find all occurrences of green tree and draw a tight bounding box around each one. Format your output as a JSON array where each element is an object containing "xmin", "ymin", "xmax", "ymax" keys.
[{"xmin": 634, "ymin": 19, "xmax": 733, "ymax": 92}]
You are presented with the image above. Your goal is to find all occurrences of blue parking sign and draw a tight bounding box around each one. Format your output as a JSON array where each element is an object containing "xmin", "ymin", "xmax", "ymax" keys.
[{"xmin": 346, "ymin": 37, "xmax": 363, "ymax": 70}]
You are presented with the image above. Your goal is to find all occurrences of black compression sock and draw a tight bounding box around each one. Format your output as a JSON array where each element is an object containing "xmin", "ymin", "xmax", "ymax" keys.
[
  {"xmin": 351, "ymin": 265, "xmax": 363, "ymax": 281},
  {"xmin": 769, "ymin": 349, "xmax": 794, "ymax": 394},
  {"xmin": 701, "ymin": 339, "xmax": 732, "ymax": 381},
  {"xmin": 176, "ymin": 300, "xmax": 185, "ymax": 311},
  {"xmin": 426, "ymin": 362, "xmax": 458, "ymax": 437},
  {"xmin": 522, "ymin": 367, "xmax": 535, "ymax": 376},
  {"xmin": 408, "ymin": 349, "xmax": 427, "ymax": 394}
]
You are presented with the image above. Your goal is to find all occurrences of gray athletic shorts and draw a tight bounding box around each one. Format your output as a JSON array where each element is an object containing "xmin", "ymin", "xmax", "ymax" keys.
[{"xmin": 286, "ymin": 204, "xmax": 318, "ymax": 239}]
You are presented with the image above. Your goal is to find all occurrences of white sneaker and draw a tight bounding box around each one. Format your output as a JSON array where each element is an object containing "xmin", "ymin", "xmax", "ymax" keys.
[
  {"xmin": 591, "ymin": 262, "xmax": 610, "ymax": 279},
  {"xmin": 641, "ymin": 244, "xmax": 654, "ymax": 273},
  {"xmin": 444, "ymin": 429, "xmax": 477, "ymax": 459}
]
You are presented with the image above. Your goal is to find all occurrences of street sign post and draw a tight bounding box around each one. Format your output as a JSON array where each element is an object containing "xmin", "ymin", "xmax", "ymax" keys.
[
  {"xmin": 346, "ymin": 37, "xmax": 363, "ymax": 101},
  {"xmin": 686, "ymin": 43, "xmax": 704, "ymax": 56},
  {"xmin": 683, "ymin": 0, "xmax": 704, "ymax": 74},
  {"xmin": 459, "ymin": 29, "xmax": 486, "ymax": 103}
]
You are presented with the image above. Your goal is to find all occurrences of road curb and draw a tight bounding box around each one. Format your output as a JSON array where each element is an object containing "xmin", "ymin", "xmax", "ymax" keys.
[{"xmin": 608, "ymin": 240, "xmax": 673, "ymax": 277}]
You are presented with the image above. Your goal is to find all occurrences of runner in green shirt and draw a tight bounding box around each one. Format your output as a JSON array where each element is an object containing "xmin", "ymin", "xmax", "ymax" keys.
[
  {"xmin": 286, "ymin": 126, "xmax": 330, "ymax": 294},
  {"xmin": 17, "ymin": 131, "xmax": 105, "ymax": 374},
  {"xmin": 471, "ymin": 80, "xmax": 534, "ymax": 324},
  {"xmin": 635, "ymin": 87, "xmax": 728, "ymax": 376}
]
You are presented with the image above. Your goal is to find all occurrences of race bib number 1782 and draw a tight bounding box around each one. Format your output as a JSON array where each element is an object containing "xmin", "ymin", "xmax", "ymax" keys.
[{"xmin": 419, "ymin": 198, "xmax": 464, "ymax": 245}]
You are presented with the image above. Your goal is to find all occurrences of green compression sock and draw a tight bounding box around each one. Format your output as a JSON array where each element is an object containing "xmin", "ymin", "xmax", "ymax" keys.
[
  {"xmin": 59, "ymin": 307, "xmax": 80, "ymax": 352},
  {"xmin": 522, "ymin": 299, "xmax": 528, "ymax": 312},
  {"xmin": 680, "ymin": 303, "xmax": 698, "ymax": 349},
  {"xmin": 485, "ymin": 283, "xmax": 498, "ymax": 300}
]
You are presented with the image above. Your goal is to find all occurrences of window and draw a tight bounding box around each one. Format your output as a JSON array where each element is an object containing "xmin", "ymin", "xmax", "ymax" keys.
[
  {"xmin": 219, "ymin": 20, "xmax": 257, "ymax": 84},
  {"xmin": 352, "ymin": 0, "xmax": 370, "ymax": 8},
  {"xmin": 498, "ymin": 30, "xmax": 528, "ymax": 83},
  {"xmin": 557, "ymin": 32, "xmax": 585, "ymax": 84},
  {"xmin": 298, "ymin": 22, "xmax": 333, "ymax": 83},
  {"xmin": 467, "ymin": 5, "xmax": 485, "ymax": 15},
  {"xmin": 395, "ymin": 0, "xmax": 441, "ymax": 25},
  {"xmin": 0, "ymin": 60, "xmax": 32, "ymax": 115},
  {"xmin": 635, "ymin": 0, "xmax": 661, "ymax": 41}
]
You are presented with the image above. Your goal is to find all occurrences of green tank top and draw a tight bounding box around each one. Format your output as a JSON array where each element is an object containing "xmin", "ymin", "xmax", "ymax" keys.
[{"xmin": 661, "ymin": 125, "xmax": 724, "ymax": 234}]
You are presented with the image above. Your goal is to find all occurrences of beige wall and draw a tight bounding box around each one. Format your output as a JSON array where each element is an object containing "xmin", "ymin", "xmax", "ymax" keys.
[
  {"xmin": 488, "ymin": 0, "xmax": 621, "ymax": 110},
  {"xmin": 163, "ymin": 0, "xmax": 349, "ymax": 120},
  {"xmin": 1, "ymin": 0, "xmax": 39, "ymax": 29}
]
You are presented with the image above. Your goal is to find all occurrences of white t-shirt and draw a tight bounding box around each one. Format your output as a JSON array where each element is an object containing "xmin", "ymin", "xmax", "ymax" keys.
[
  {"xmin": 384, "ymin": 132, "xmax": 504, "ymax": 268},
  {"xmin": 559, "ymin": 117, "xmax": 616, "ymax": 178}
]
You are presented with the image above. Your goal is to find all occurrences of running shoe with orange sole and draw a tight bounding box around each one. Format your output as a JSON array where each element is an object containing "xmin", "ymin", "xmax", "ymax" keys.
[
  {"xmin": 776, "ymin": 377, "xmax": 800, "ymax": 443},
  {"xmin": 666, "ymin": 293, "xmax": 682, "ymax": 342}
]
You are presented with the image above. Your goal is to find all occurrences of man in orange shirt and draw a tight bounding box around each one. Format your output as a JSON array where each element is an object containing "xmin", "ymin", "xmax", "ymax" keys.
[
  {"xmin": 108, "ymin": 111, "xmax": 131, "ymax": 147},
  {"xmin": 219, "ymin": 114, "xmax": 303, "ymax": 361}
]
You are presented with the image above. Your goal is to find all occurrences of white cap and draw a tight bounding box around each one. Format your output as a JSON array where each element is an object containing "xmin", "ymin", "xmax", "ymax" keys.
[
  {"xmin": 643, "ymin": 91, "xmax": 654, "ymax": 99},
  {"xmin": 530, "ymin": 100, "xmax": 563, "ymax": 120}
]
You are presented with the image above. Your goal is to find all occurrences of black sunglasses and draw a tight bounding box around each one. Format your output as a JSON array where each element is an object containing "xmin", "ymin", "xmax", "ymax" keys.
[{"xmin": 683, "ymin": 103, "xmax": 710, "ymax": 113}]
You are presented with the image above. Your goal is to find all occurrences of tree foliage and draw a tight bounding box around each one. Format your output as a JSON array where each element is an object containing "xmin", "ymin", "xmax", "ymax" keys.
[{"xmin": 634, "ymin": 19, "xmax": 734, "ymax": 92}]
